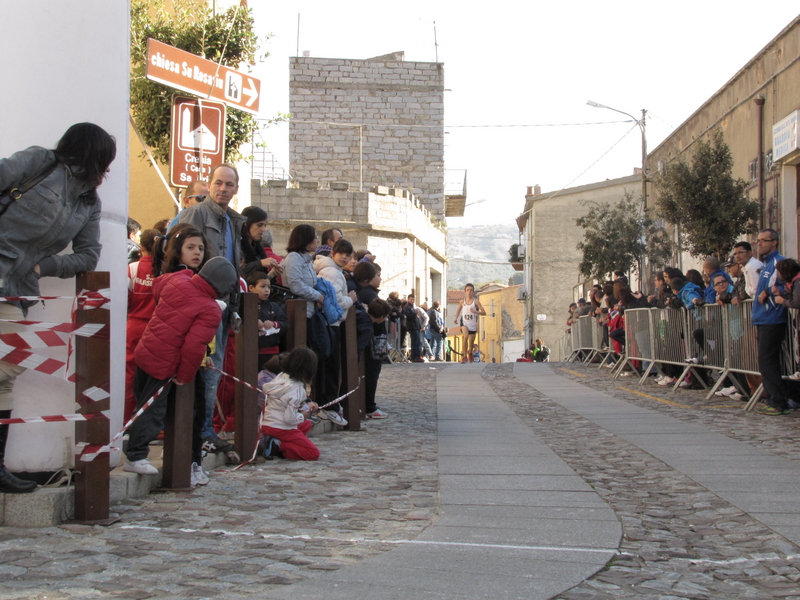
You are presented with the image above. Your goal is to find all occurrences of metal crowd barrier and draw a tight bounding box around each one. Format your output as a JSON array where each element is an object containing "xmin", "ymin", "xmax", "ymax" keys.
[
  {"xmin": 568, "ymin": 316, "xmax": 596, "ymax": 362},
  {"xmin": 572, "ymin": 301, "xmax": 800, "ymax": 411}
]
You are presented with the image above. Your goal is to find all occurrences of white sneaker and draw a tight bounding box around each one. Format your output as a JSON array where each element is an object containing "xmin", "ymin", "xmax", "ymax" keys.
[
  {"xmin": 654, "ymin": 375, "xmax": 666, "ymax": 383},
  {"xmin": 678, "ymin": 380, "xmax": 691, "ymax": 388},
  {"xmin": 318, "ymin": 409, "xmax": 348, "ymax": 426},
  {"xmin": 729, "ymin": 392, "xmax": 745, "ymax": 401},
  {"xmin": 658, "ymin": 377, "xmax": 676, "ymax": 386},
  {"xmin": 366, "ymin": 408, "xmax": 388, "ymax": 419},
  {"xmin": 789, "ymin": 372, "xmax": 800, "ymax": 380},
  {"xmin": 620, "ymin": 371, "xmax": 633, "ymax": 377},
  {"xmin": 191, "ymin": 462, "xmax": 209, "ymax": 486},
  {"xmin": 716, "ymin": 386, "xmax": 737, "ymax": 397},
  {"xmin": 124, "ymin": 458, "xmax": 158, "ymax": 475}
]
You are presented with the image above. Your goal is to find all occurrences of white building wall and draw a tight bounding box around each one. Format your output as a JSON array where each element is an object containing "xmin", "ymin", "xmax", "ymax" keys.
[{"xmin": 1, "ymin": 1, "xmax": 129, "ymax": 471}]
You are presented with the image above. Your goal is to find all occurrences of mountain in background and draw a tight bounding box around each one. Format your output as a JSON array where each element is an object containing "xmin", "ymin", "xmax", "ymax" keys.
[{"xmin": 447, "ymin": 223, "xmax": 521, "ymax": 289}]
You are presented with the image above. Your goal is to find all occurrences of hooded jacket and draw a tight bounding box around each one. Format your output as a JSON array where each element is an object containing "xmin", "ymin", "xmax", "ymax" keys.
[
  {"xmin": 704, "ymin": 269, "xmax": 732, "ymax": 303},
  {"xmin": 0, "ymin": 146, "xmax": 101, "ymax": 310},
  {"xmin": 134, "ymin": 270, "xmax": 222, "ymax": 383},
  {"xmin": 672, "ymin": 281, "xmax": 703, "ymax": 310},
  {"xmin": 261, "ymin": 372, "xmax": 307, "ymax": 430},
  {"xmin": 314, "ymin": 254, "xmax": 353, "ymax": 326}
]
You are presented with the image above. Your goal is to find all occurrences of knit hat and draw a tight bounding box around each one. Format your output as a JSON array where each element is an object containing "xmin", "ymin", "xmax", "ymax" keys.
[{"xmin": 198, "ymin": 257, "xmax": 238, "ymax": 298}]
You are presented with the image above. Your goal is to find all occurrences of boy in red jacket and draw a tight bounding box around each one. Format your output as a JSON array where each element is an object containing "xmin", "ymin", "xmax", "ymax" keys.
[{"xmin": 125, "ymin": 257, "xmax": 238, "ymax": 480}]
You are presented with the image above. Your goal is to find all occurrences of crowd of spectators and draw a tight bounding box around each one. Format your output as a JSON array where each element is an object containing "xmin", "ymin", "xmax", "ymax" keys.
[
  {"xmin": 122, "ymin": 164, "xmax": 405, "ymax": 485},
  {"xmin": 564, "ymin": 229, "xmax": 800, "ymax": 415}
]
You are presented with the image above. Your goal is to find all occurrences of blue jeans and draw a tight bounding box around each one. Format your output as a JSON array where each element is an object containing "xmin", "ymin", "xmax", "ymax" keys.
[
  {"xmin": 202, "ymin": 314, "xmax": 228, "ymax": 439},
  {"xmin": 430, "ymin": 331, "xmax": 443, "ymax": 360}
]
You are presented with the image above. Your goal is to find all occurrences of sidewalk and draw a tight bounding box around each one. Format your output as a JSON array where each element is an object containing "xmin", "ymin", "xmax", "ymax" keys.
[{"xmin": 2, "ymin": 361, "xmax": 800, "ymax": 599}]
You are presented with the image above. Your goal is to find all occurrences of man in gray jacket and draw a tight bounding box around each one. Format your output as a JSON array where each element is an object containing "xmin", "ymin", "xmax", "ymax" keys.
[{"xmin": 178, "ymin": 164, "xmax": 245, "ymax": 454}]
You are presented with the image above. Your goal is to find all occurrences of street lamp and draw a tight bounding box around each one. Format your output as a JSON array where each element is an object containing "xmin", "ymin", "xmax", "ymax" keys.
[{"xmin": 587, "ymin": 100, "xmax": 648, "ymax": 208}]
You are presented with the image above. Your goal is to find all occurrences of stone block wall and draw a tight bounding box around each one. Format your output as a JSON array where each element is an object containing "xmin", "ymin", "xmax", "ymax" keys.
[
  {"xmin": 289, "ymin": 55, "xmax": 445, "ymax": 218},
  {"xmin": 251, "ymin": 180, "xmax": 446, "ymax": 304}
]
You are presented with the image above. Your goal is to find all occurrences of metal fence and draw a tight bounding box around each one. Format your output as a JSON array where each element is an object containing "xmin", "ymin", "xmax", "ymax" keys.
[{"xmin": 566, "ymin": 302, "xmax": 799, "ymax": 411}]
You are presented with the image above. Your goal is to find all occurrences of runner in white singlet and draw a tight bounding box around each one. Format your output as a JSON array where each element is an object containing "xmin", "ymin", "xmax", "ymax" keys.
[{"xmin": 453, "ymin": 283, "xmax": 486, "ymax": 363}]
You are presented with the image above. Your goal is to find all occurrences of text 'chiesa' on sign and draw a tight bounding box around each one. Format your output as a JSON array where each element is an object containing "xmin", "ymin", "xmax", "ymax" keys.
[{"xmin": 145, "ymin": 38, "xmax": 261, "ymax": 115}]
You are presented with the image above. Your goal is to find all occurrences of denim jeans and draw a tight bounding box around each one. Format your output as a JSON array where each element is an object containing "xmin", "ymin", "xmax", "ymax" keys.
[
  {"xmin": 430, "ymin": 331, "xmax": 443, "ymax": 360},
  {"xmin": 202, "ymin": 314, "xmax": 228, "ymax": 439}
]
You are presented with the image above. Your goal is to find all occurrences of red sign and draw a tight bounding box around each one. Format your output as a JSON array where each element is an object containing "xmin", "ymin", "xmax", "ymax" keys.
[
  {"xmin": 170, "ymin": 96, "xmax": 226, "ymax": 188},
  {"xmin": 146, "ymin": 38, "xmax": 261, "ymax": 115}
]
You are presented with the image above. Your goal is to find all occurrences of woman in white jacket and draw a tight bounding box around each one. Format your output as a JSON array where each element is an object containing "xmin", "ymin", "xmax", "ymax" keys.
[
  {"xmin": 261, "ymin": 347, "xmax": 320, "ymax": 461},
  {"xmin": 314, "ymin": 239, "xmax": 357, "ymax": 423}
]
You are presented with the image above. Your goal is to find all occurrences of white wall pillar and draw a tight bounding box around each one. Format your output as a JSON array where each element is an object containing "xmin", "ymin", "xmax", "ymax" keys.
[{"xmin": 1, "ymin": 1, "xmax": 130, "ymax": 471}]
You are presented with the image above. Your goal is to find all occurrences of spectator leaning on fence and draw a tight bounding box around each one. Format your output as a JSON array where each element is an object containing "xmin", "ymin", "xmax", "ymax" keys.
[
  {"xmin": 733, "ymin": 241, "xmax": 763, "ymax": 299},
  {"xmin": 702, "ymin": 257, "xmax": 732, "ymax": 304},
  {"xmin": 753, "ymin": 229, "xmax": 797, "ymax": 416},
  {"xmin": 773, "ymin": 258, "xmax": 800, "ymax": 382}
]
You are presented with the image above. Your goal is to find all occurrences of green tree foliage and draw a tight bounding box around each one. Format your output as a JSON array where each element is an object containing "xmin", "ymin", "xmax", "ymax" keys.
[
  {"xmin": 576, "ymin": 192, "xmax": 673, "ymax": 283},
  {"xmin": 654, "ymin": 129, "xmax": 759, "ymax": 259},
  {"xmin": 130, "ymin": 0, "xmax": 267, "ymax": 164}
]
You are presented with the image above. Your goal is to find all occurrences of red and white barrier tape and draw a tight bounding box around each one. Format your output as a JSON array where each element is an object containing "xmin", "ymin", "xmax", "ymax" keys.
[
  {"xmin": 0, "ymin": 321, "xmax": 107, "ymax": 339},
  {"xmin": 0, "ymin": 412, "xmax": 107, "ymax": 425},
  {"xmin": 1, "ymin": 383, "xmax": 110, "ymax": 425},
  {"xmin": 0, "ymin": 288, "xmax": 111, "ymax": 309},
  {"xmin": 75, "ymin": 383, "xmax": 167, "ymax": 462},
  {"xmin": 0, "ymin": 340, "xmax": 70, "ymax": 377}
]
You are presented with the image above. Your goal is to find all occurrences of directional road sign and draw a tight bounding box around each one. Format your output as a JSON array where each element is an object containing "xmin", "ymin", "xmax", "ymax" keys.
[
  {"xmin": 146, "ymin": 38, "xmax": 261, "ymax": 115},
  {"xmin": 170, "ymin": 96, "xmax": 226, "ymax": 188}
]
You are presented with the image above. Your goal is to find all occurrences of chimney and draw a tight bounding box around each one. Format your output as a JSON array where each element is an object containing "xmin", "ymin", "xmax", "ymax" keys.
[{"xmin": 534, "ymin": 184, "xmax": 541, "ymax": 196}]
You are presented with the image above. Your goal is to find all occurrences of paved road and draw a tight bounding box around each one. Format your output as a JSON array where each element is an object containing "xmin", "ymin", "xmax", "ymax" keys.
[{"xmin": 1, "ymin": 361, "xmax": 800, "ymax": 599}]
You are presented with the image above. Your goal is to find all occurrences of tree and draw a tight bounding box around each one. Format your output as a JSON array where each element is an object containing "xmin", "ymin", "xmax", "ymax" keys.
[
  {"xmin": 576, "ymin": 192, "xmax": 673, "ymax": 283},
  {"xmin": 654, "ymin": 128, "xmax": 759, "ymax": 259},
  {"xmin": 130, "ymin": 0, "xmax": 269, "ymax": 165}
]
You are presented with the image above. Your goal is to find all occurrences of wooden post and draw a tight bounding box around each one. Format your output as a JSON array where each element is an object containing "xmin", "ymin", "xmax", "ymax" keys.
[
  {"xmin": 285, "ymin": 299, "xmax": 307, "ymax": 350},
  {"xmin": 160, "ymin": 380, "xmax": 193, "ymax": 490},
  {"xmin": 235, "ymin": 293, "xmax": 259, "ymax": 462},
  {"xmin": 73, "ymin": 272, "xmax": 115, "ymax": 524},
  {"xmin": 340, "ymin": 307, "xmax": 363, "ymax": 431}
]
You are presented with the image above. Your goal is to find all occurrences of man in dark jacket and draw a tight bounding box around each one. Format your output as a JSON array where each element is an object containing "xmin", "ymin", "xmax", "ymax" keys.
[{"xmin": 403, "ymin": 294, "xmax": 422, "ymax": 361}]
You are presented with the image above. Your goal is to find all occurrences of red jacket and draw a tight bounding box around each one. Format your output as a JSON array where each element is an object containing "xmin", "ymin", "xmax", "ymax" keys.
[
  {"xmin": 134, "ymin": 270, "xmax": 222, "ymax": 383},
  {"xmin": 127, "ymin": 255, "xmax": 156, "ymax": 321}
]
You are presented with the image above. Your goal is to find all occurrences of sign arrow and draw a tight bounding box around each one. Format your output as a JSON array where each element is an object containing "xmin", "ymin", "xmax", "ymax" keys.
[{"xmin": 244, "ymin": 78, "xmax": 259, "ymax": 107}]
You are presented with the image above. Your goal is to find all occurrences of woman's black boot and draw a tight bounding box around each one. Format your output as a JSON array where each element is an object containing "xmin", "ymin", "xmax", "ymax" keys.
[{"xmin": 0, "ymin": 423, "xmax": 37, "ymax": 493}]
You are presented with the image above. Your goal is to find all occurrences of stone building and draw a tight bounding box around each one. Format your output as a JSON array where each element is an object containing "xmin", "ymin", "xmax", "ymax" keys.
[
  {"xmin": 647, "ymin": 15, "xmax": 800, "ymax": 259},
  {"xmin": 517, "ymin": 175, "xmax": 642, "ymax": 349},
  {"xmin": 251, "ymin": 52, "xmax": 451, "ymax": 304},
  {"xmin": 288, "ymin": 52, "xmax": 445, "ymax": 218}
]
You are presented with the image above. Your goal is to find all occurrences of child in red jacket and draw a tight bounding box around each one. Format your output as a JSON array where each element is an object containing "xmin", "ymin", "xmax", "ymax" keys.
[{"xmin": 124, "ymin": 256, "xmax": 238, "ymax": 480}]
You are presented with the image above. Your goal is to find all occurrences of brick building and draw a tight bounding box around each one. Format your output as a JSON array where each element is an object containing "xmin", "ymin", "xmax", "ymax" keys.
[{"xmin": 251, "ymin": 52, "xmax": 449, "ymax": 304}]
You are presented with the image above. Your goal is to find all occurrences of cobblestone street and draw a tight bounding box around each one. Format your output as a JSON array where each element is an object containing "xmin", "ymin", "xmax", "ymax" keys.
[{"xmin": 1, "ymin": 361, "xmax": 800, "ymax": 599}]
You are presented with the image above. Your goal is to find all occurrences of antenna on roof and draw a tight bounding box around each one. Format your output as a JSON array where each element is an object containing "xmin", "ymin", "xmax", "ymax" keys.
[
  {"xmin": 433, "ymin": 21, "xmax": 439, "ymax": 63},
  {"xmin": 296, "ymin": 14, "xmax": 300, "ymax": 58}
]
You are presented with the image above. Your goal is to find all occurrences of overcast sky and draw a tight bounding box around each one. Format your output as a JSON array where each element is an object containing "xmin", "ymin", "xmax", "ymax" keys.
[{"xmin": 248, "ymin": 2, "xmax": 800, "ymax": 229}]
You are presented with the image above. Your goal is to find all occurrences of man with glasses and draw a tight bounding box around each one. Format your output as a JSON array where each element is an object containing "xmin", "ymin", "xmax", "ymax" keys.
[
  {"xmin": 167, "ymin": 179, "xmax": 209, "ymax": 232},
  {"xmin": 753, "ymin": 229, "xmax": 795, "ymax": 415},
  {"xmin": 732, "ymin": 241, "xmax": 763, "ymax": 299}
]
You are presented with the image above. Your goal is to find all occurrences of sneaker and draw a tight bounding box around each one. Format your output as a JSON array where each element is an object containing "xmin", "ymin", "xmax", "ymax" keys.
[
  {"xmin": 202, "ymin": 435, "xmax": 234, "ymax": 454},
  {"xmin": 678, "ymin": 380, "xmax": 691, "ymax": 388},
  {"xmin": 654, "ymin": 374, "xmax": 666, "ymax": 383},
  {"xmin": 715, "ymin": 386, "xmax": 737, "ymax": 397},
  {"xmin": 756, "ymin": 405, "xmax": 792, "ymax": 416},
  {"xmin": 366, "ymin": 408, "xmax": 388, "ymax": 419},
  {"xmin": 218, "ymin": 431, "xmax": 236, "ymax": 441},
  {"xmin": 789, "ymin": 372, "xmax": 800, "ymax": 380},
  {"xmin": 729, "ymin": 392, "xmax": 745, "ymax": 401},
  {"xmin": 318, "ymin": 409, "xmax": 348, "ymax": 426},
  {"xmin": 658, "ymin": 377, "xmax": 676, "ymax": 386},
  {"xmin": 124, "ymin": 458, "xmax": 158, "ymax": 475},
  {"xmin": 191, "ymin": 462, "xmax": 209, "ymax": 486},
  {"xmin": 263, "ymin": 436, "xmax": 277, "ymax": 460},
  {"xmin": 619, "ymin": 371, "xmax": 633, "ymax": 377}
]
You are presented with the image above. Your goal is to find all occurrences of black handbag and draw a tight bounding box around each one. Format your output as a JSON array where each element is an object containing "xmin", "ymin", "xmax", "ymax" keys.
[{"xmin": 0, "ymin": 161, "xmax": 59, "ymax": 218}]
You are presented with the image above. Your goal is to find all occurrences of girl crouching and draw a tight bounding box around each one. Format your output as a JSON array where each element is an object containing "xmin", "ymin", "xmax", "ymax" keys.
[{"xmin": 261, "ymin": 347, "xmax": 320, "ymax": 461}]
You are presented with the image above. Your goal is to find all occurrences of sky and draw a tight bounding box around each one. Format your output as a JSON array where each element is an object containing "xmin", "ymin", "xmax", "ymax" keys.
[{"xmin": 247, "ymin": 1, "xmax": 800, "ymax": 229}]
